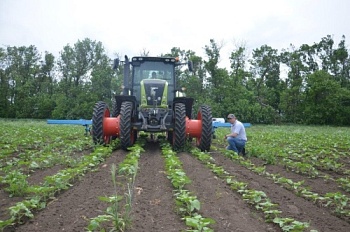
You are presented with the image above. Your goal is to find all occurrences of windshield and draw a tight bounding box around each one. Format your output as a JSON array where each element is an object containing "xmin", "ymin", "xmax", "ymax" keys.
[
  {"xmin": 132, "ymin": 61, "xmax": 174, "ymax": 83},
  {"xmin": 132, "ymin": 61, "xmax": 175, "ymax": 103}
]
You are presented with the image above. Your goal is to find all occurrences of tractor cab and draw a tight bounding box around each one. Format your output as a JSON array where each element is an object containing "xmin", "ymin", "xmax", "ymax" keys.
[{"xmin": 130, "ymin": 57, "xmax": 178, "ymax": 106}]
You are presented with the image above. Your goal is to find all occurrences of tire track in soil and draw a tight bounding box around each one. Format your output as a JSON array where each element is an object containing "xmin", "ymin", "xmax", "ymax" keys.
[
  {"xmin": 211, "ymin": 153, "xmax": 350, "ymax": 232},
  {"xmin": 179, "ymin": 152, "xmax": 280, "ymax": 232},
  {"xmin": 128, "ymin": 142, "xmax": 186, "ymax": 232},
  {"xmin": 11, "ymin": 150, "xmax": 128, "ymax": 232}
]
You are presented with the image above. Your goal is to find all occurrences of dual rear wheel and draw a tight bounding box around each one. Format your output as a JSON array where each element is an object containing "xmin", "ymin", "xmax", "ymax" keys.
[
  {"xmin": 169, "ymin": 103, "xmax": 212, "ymax": 152},
  {"xmin": 196, "ymin": 105, "xmax": 212, "ymax": 151},
  {"xmin": 92, "ymin": 101, "xmax": 111, "ymax": 145},
  {"xmin": 92, "ymin": 101, "xmax": 136, "ymax": 150},
  {"xmin": 119, "ymin": 101, "xmax": 136, "ymax": 150}
]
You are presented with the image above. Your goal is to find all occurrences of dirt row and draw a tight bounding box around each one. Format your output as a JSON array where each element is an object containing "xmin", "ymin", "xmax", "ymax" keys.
[
  {"xmin": 4, "ymin": 142, "xmax": 350, "ymax": 231},
  {"xmin": 210, "ymin": 152, "xmax": 350, "ymax": 232},
  {"xmin": 6, "ymin": 150, "xmax": 128, "ymax": 232}
]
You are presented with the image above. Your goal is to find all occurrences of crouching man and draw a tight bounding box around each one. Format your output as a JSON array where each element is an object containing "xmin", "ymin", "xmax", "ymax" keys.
[{"xmin": 224, "ymin": 114, "xmax": 247, "ymax": 156}]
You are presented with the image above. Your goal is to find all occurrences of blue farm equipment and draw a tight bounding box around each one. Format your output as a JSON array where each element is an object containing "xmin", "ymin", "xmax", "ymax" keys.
[{"xmin": 47, "ymin": 119, "xmax": 92, "ymax": 135}]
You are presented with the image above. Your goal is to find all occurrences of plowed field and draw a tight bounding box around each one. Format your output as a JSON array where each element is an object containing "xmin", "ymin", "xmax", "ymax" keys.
[{"xmin": 1, "ymin": 121, "xmax": 350, "ymax": 231}]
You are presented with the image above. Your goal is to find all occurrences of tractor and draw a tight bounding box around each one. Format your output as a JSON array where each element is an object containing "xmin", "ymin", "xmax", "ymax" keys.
[{"xmin": 91, "ymin": 55, "xmax": 212, "ymax": 151}]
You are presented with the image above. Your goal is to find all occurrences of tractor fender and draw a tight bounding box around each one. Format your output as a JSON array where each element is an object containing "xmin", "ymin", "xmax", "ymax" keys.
[{"xmin": 173, "ymin": 97, "xmax": 194, "ymax": 119}]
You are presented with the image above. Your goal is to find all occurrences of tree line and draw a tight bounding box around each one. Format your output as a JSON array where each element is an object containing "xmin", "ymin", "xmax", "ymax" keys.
[{"xmin": 1, "ymin": 35, "xmax": 349, "ymax": 125}]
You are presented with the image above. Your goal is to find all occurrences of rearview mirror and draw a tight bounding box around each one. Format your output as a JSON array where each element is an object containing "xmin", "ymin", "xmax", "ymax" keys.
[
  {"xmin": 187, "ymin": 61, "xmax": 193, "ymax": 72},
  {"xmin": 113, "ymin": 58, "xmax": 120, "ymax": 70}
]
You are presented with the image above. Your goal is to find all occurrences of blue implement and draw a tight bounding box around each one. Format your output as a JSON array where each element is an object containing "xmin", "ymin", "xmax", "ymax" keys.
[
  {"xmin": 47, "ymin": 119, "xmax": 92, "ymax": 125},
  {"xmin": 47, "ymin": 119, "xmax": 92, "ymax": 135},
  {"xmin": 212, "ymin": 122, "xmax": 251, "ymax": 129}
]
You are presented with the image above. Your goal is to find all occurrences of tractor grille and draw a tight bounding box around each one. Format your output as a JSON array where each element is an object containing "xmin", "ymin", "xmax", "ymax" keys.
[{"xmin": 142, "ymin": 80, "xmax": 166, "ymax": 106}]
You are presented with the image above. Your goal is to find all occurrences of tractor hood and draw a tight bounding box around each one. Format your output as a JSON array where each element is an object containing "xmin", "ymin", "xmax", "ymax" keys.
[{"xmin": 140, "ymin": 79, "xmax": 168, "ymax": 107}]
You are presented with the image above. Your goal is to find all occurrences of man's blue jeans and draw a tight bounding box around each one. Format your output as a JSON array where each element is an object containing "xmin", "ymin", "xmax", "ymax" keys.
[{"xmin": 226, "ymin": 137, "xmax": 246, "ymax": 153}]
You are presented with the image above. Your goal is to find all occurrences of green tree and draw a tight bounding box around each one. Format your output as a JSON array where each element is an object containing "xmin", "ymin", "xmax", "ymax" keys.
[
  {"xmin": 249, "ymin": 45, "xmax": 282, "ymax": 123},
  {"xmin": 4, "ymin": 45, "xmax": 42, "ymax": 118},
  {"xmin": 181, "ymin": 51, "xmax": 206, "ymax": 112},
  {"xmin": 202, "ymin": 39, "xmax": 231, "ymax": 117},
  {"xmin": 30, "ymin": 52, "xmax": 56, "ymax": 118},
  {"xmin": 303, "ymin": 70, "xmax": 346, "ymax": 124},
  {"xmin": 227, "ymin": 45, "xmax": 256, "ymax": 122},
  {"xmin": 53, "ymin": 38, "xmax": 114, "ymax": 119},
  {"xmin": 0, "ymin": 47, "xmax": 10, "ymax": 117},
  {"xmin": 280, "ymin": 46, "xmax": 308, "ymax": 123},
  {"xmin": 331, "ymin": 36, "xmax": 350, "ymax": 88}
]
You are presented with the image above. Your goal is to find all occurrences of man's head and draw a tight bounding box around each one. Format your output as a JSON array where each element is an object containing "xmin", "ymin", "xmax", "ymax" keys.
[
  {"xmin": 152, "ymin": 72, "xmax": 157, "ymax": 78},
  {"xmin": 227, "ymin": 114, "xmax": 236, "ymax": 123}
]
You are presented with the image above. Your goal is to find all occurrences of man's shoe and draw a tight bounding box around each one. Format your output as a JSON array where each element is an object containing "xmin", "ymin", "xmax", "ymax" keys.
[{"xmin": 238, "ymin": 148, "xmax": 246, "ymax": 156}]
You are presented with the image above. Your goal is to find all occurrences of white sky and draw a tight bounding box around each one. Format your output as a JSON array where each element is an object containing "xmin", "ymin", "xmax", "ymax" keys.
[{"xmin": 0, "ymin": 0, "xmax": 349, "ymax": 68}]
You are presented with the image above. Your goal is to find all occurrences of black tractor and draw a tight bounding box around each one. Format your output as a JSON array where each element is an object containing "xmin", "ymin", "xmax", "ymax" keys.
[{"xmin": 92, "ymin": 56, "xmax": 212, "ymax": 151}]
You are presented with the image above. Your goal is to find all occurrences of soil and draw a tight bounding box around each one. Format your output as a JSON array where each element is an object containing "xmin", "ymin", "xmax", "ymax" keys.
[{"xmin": 2, "ymin": 141, "xmax": 350, "ymax": 232}]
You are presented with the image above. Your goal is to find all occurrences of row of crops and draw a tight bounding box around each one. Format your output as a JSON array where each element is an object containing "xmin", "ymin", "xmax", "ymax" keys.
[
  {"xmin": 0, "ymin": 120, "xmax": 112, "ymax": 229},
  {"xmin": 247, "ymin": 125, "xmax": 350, "ymax": 212},
  {"xmin": 81, "ymin": 139, "xmax": 312, "ymax": 231},
  {"xmin": 1, "ymin": 120, "xmax": 350, "ymax": 231},
  {"xmin": 85, "ymin": 125, "xmax": 350, "ymax": 231}
]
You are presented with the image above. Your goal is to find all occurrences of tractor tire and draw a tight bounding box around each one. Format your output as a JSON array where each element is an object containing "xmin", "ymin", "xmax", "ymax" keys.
[
  {"xmin": 120, "ymin": 101, "xmax": 135, "ymax": 150},
  {"xmin": 173, "ymin": 103, "xmax": 186, "ymax": 151},
  {"xmin": 92, "ymin": 101, "xmax": 111, "ymax": 145},
  {"xmin": 167, "ymin": 131, "xmax": 173, "ymax": 144},
  {"xmin": 197, "ymin": 105, "xmax": 212, "ymax": 151},
  {"xmin": 111, "ymin": 97, "xmax": 119, "ymax": 140},
  {"xmin": 111, "ymin": 97, "xmax": 119, "ymax": 117}
]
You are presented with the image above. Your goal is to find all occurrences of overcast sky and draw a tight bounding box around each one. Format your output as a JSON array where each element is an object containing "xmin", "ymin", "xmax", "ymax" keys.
[{"xmin": 0, "ymin": 0, "xmax": 349, "ymax": 68}]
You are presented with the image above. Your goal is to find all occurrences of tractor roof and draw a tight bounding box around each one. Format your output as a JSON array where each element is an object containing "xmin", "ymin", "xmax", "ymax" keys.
[{"xmin": 131, "ymin": 56, "xmax": 179, "ymax": 64}]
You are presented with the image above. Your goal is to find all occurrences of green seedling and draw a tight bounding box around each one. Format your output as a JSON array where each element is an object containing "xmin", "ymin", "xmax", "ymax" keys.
[
  {"xmin": 184, "ymin": 214, "xmax": 216, "ymax": 231},
  {"xmin": 273, "ymin": 217, "xmax": 310, "ymax": 232},
  {"xmin": 3, "ymin": 170, "xmax": 29, "ymax": 197},
  {"xmin": 175, "ymin": 189, "xmax": 201, "ymax": 216}
]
